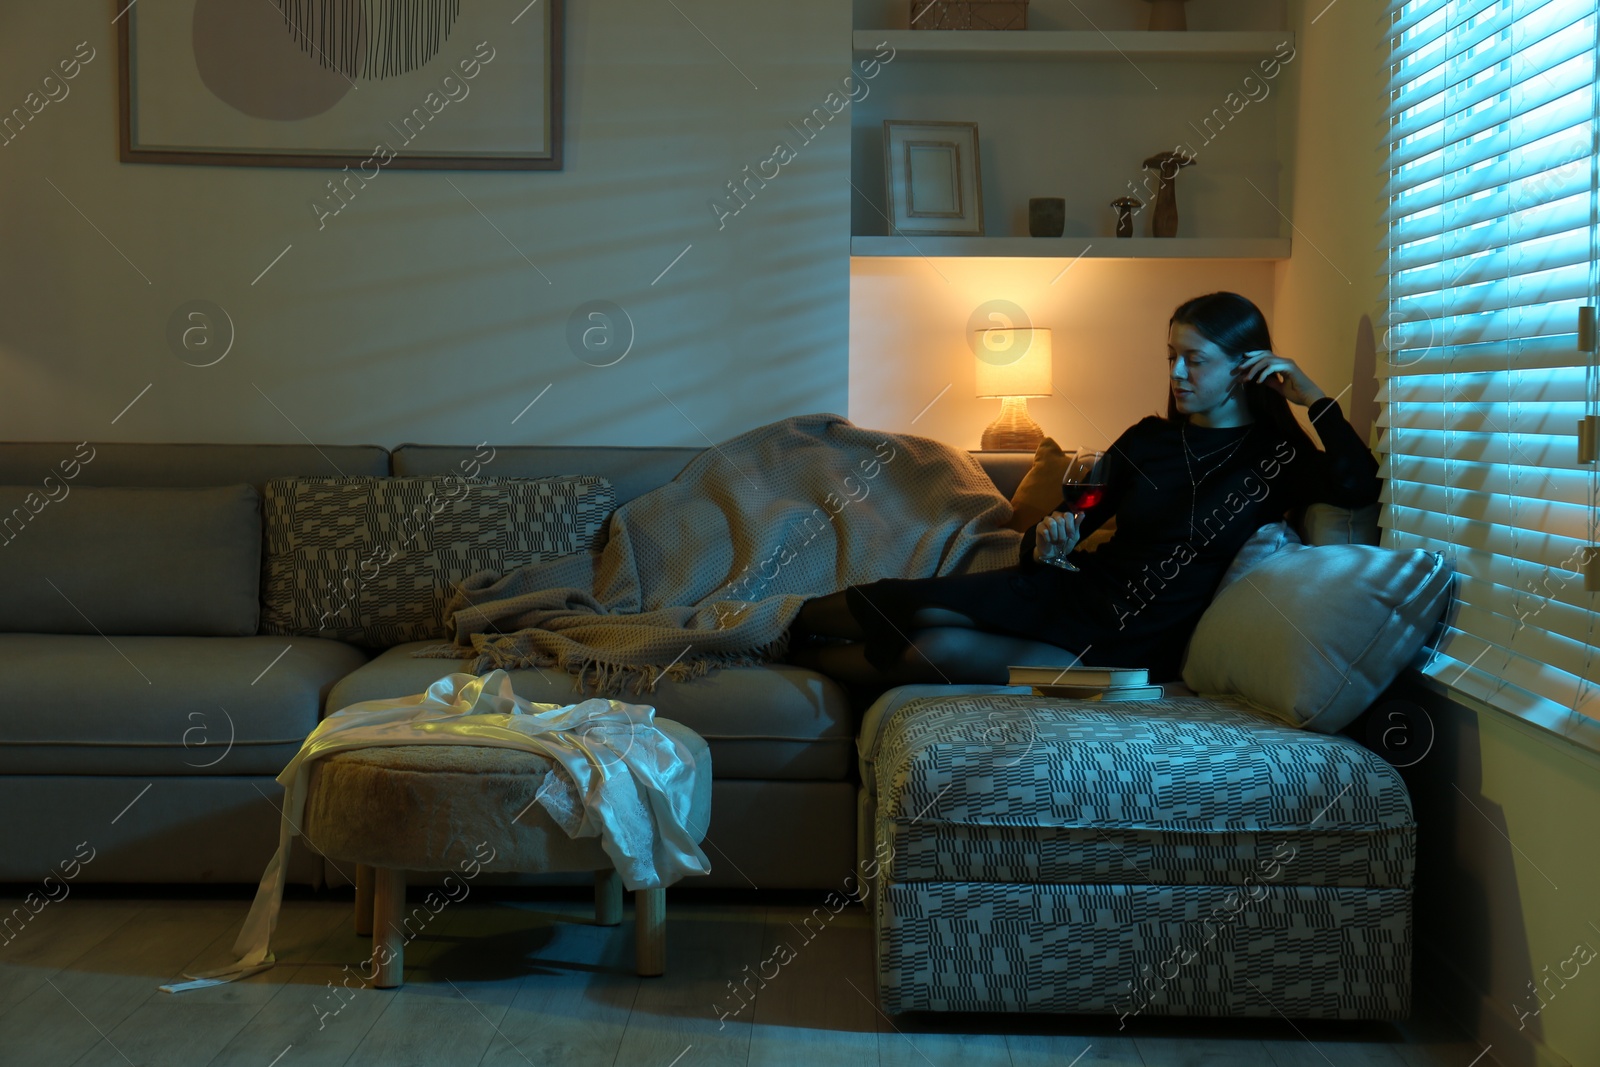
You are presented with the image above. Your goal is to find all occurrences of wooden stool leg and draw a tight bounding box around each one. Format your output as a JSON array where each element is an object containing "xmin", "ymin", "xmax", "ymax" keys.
[
  {"xmin": 594, "ymin": 869, "xmax": 624, "ymax": 926},
  {"xmin": 634, "ymin": 888, "xmax": 665, "ymax": 977},
  {"xmin": 354, "ymin": 864, "xmax": 374, "ymax": 937},
  {"xmin": 372, "ymin": 867, "xmax": 407, "ymax": 989}
]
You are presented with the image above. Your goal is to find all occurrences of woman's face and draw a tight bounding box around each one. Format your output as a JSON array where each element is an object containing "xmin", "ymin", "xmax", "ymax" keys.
[{"xmin": 1167, "ymin": 323, "xmax": 1242, "ymax": 418}]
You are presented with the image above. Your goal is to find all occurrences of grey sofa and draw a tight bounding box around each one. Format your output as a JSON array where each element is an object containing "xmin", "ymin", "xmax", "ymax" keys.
[{"xmin": 0, "ymin": 442, "xmax": 1051, "ymax": 891}]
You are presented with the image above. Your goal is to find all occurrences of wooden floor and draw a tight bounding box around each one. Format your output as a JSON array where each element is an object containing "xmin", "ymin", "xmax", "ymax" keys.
[{"xmin": 0, "ymin": 891, "xmax": 1488, "ymax": 1067}]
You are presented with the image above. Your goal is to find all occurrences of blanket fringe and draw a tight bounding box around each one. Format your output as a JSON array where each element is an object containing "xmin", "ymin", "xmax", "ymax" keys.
[{"xmin": 416, "ymin": 629, "xmax": 796, "ymax": 698}]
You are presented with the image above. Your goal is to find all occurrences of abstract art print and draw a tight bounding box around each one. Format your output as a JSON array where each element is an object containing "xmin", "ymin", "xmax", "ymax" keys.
[{"xmin": 118, "ymin": 0, "xmax": 563, "ymax": 169}]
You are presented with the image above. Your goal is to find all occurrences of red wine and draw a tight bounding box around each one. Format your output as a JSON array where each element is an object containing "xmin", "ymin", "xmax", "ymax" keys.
[{"xmin": 1059, "ymin": 482, "xmax": 1106, "ymax": 512}]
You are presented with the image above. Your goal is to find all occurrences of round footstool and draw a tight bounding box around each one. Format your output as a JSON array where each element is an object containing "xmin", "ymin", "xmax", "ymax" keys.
[{"xmin": 301, "ymin": 718, "xmax": 711, "ymax": 987}]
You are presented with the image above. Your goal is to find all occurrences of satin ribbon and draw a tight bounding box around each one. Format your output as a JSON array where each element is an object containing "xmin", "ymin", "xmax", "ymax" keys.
[{"xmin": 160, "ymin": 670, "xmax": 709, "ymax": 993}]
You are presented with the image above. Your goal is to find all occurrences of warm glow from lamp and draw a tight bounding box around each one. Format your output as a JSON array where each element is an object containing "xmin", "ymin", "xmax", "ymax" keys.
[{"xmin": 974, "ymin": 327, "xmax": 1052, "ymax": 450}]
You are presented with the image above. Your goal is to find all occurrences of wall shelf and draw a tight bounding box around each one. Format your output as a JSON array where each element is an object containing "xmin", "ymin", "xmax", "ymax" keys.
[
  {"xmin": 849, "ymin": 236, "xmax": 1292, "ymax": 259},
  {"xmin": 853, "ymin": 30, "xmax": 1295, "ymax": 62}
]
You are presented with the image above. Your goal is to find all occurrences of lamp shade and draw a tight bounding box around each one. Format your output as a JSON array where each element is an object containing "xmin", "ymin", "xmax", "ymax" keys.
[{"xmin": 974, "ymin": 327, "xmax": 1053, "ymax": 398}]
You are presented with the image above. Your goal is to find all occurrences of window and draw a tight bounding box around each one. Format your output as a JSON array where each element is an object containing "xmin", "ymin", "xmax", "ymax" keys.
[{"xmin": 1380, "ymin": 0, "xmax": 1600, "ymax": 740}]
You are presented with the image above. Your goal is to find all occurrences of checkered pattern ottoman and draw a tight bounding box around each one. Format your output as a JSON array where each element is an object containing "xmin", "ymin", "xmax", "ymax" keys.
[{"xmin": 858, "ymin": 687, "xmax": 1414, "ymax": 1019}]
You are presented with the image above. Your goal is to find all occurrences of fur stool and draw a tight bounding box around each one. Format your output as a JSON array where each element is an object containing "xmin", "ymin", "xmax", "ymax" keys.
[{"xmin": 301, "ymin": 719, "xmax": 712, "ymax": 987}]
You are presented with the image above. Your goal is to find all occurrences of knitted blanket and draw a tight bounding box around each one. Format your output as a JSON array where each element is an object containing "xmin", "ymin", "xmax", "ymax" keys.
[{"xmin": 413, "ymin": 413, "xmax": 1022, "ymax": 693}]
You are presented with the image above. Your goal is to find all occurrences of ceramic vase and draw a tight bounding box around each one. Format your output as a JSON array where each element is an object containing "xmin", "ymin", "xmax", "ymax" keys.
[{"xmin": 1028, "ymin": 198, "xmax": 1066, "ymax": 237}]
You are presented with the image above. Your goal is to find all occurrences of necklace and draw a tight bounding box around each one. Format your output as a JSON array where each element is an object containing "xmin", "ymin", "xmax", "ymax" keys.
[{"xmin": 1181, "ymin": 420, "xmax": 1253, "ymax": 538}]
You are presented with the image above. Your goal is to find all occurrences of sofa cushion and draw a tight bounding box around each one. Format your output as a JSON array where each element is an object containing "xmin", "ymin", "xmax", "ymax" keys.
[
  {"xmin": 261, "ymin": 475, "xmax": 613, "ymax": 647},
  {"xmin": 326, "ymin": 643, "xmax": 856, "ymax": 780},
  {"xmin": 867, "ymin": 690, "xmax": 1415, "ymax": 888},
  {"xmin": 0, "ymin": 634, "xmax": 368, "ymax": 775},
  {"xmin": 1182, "ymin": 545, "xmax": 1454, "ymax": 733},
  {"xmin": 0, "ymin": 485, "xmax": 261, "ymax": 636}
]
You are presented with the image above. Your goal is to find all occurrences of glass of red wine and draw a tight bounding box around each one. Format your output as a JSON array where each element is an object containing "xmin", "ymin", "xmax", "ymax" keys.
[{"xmin": 1045, "ymin": 451, "xmax": 1105, "ymax": 572}]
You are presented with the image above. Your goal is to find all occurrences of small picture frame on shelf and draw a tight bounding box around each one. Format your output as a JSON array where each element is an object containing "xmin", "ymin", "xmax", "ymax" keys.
[{"xmin": 882, "ymin": 120, "xmax": 984, "ymax": 237}]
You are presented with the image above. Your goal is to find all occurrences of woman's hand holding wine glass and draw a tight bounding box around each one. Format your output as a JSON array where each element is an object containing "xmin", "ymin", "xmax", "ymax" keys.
[
  {"xmin": 1035, "ymin": 451, "xmax": 1105, "ymax": 572},
  {"xmin": 1033, "ymin": 510, "xmax": 1082, "ymax": 568}
]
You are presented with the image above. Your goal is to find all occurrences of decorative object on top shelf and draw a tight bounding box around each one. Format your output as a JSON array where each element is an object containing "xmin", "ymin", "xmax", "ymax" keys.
[
  {"xmin": 910, "ymin": 0, "xmax": 1028, "ymax": 30},
  {"xmin": 1142, "ymin": 150, "xmax": 1194, "ymax": 237},
  {"xmin": 975, "ymin": 327, "xmax": 1052, "ymax": 451},
  {"xmin": 883, "ymin": 120, "xmax": 985, "ymax": 237},
  {"xmin": 1111, "ymin": 196, "xmax": 1142, "ymax": 238},
  {"xmin": 1028, "ymin": 198, "xmax": 1065, "ymax": 237},
  {"xmin": 1141, "ymin": 0, "xmax": 1191, "ymax": 30}
]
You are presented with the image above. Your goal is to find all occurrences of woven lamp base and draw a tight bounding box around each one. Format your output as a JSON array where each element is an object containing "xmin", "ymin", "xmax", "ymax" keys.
[{"xmin": 981, "ymin": 396, "xmax": 1045, "ymax": 451}]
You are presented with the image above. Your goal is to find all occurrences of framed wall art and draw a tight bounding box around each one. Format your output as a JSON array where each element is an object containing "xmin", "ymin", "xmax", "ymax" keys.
[
  {"xmin": 117, "ymin": 0, "xmax": 564, "ymax": 170},
  {"xmin": 882, "ymin": 120, "xmax": 984, "ymax": 237}
]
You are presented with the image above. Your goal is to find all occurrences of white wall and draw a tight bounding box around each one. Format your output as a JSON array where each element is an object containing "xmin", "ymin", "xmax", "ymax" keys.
[
  {"xmin": 1269, "ymin": 0, "xmax": 1388, "ymax": 443},
  {"xmin": 0, "ymin": 1, "xmax": 851, "ymax": 447}
]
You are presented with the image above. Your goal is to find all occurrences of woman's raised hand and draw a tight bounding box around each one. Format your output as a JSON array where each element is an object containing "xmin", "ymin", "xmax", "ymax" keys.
[
  {"xmin": 1033, "ymin": 510, "xmax": 1082, "ymax": 565},
  {"xmin": 1238, "ymin": 350, "xmax": 1327, "ymax": 407}
]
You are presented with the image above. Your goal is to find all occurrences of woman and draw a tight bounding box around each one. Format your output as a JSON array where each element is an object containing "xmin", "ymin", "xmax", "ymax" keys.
[{"xmin": 788, "ymin": 291, "xmax": 1381, "ymax": 685}]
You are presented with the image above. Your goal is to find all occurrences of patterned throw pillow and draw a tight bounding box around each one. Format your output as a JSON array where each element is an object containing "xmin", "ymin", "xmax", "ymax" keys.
[{"xmin": 261, "ymin": 475, "xmax": 613, "ymax": 646}]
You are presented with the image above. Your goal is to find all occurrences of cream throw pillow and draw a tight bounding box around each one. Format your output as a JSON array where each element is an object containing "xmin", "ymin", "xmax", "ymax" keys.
[{"xmin": 1182, "ymin": 544, "xmax": 1454, "ymax": 733}]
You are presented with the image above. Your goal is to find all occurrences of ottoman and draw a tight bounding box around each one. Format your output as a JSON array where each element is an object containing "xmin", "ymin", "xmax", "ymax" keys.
[
  {"xmin": 859, "ymin": 687, "xmax": 1414, "ymax": 1019},
  {"xmin": 301, "ymin": 718, "xmax": 712, "ymax": 987}
]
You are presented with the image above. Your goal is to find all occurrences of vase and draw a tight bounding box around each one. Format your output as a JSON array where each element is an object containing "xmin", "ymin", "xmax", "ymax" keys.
[
  {"xmin": 1142, "ymin": 151, "xmax": 1194, "ymax": 238},
  {"xmin": 1111, "ymin": 197, "xmax": 1142, "ymax": 238},
  {"xmin": 1028, "ymin": 198, "xmax": 1065, "ymax": 237}
]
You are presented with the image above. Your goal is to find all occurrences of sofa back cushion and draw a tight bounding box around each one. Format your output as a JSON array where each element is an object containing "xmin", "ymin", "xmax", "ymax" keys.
[
  {"xmin": 392, "ymin": 444, "xmax": 698, "ymax": 510},
  {"xmin": 1182, "ymin": 544, "xmax": 1454, "ymax": 733},
  {"xmin": 0, "ymin": 484, "xmax": 262, "ymax": 636},
  {"xmin": 1297, "ymin": 501, "xmax": 1382, "ymax": 546},
  {"xmin": 0, "ymin": 442, "xmax": 389, "ymax": 487},
  {"xmin": 261, "ymin": 475, "xmax": 613, "ymax": 647}
]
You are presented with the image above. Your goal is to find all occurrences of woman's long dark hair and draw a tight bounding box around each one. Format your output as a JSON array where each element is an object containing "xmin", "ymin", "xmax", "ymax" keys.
[{"xmin": 1166, "ymin": 292, "xmax": 1317, "ymax": 456}]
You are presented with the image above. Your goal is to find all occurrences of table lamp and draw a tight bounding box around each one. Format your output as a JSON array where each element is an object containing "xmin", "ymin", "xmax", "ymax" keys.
[{"xmin": 975, "ymin": 327, "xmax": 1052, "ymax": 451}]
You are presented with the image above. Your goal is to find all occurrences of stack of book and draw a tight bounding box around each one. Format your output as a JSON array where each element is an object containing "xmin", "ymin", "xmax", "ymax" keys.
[{"xmin": 1007, "ymin": 665, "xmax": 1164, "ymax": 701}]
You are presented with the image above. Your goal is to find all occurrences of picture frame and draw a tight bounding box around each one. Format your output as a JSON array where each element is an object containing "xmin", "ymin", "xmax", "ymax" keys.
[
  {"xmin": 117, "ymin": 0, "xmax": 564, "ymax": 170},
  {"xmin": 882, "ymin": 120, "xmax": 984, "ymax": 237}
]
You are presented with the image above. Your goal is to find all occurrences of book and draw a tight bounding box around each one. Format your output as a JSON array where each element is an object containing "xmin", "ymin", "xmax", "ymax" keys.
[
  {"xmin": 1008, "ymin": 664, "xmax": 1149, "ymax": 688},
  {"xmin": 1030, "ymin": 683, "xmax": 1166, "ymax": 702}
]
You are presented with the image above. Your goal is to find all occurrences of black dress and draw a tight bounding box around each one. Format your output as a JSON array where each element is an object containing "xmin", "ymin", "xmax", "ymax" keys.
[{"xmin": 843, "ymin": 397, "xmax": 1382, "ymax": 681}]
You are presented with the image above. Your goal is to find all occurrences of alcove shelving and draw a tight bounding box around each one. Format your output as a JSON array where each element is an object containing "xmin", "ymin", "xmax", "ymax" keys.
[{"xmin": 850, "ymin": 23, "xmax": 1297, "ymax": 257}]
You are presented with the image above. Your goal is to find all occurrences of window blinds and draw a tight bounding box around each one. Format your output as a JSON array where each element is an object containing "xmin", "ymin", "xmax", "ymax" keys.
[{"xmin": 1379, "ymin": 0, "xmax": 1600, "ymax": 740}]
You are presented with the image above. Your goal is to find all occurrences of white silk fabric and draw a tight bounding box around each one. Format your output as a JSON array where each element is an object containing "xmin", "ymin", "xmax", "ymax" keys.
[{"xmin": 160, "ymin": 670, "xmax": 710, "ymax": 992}]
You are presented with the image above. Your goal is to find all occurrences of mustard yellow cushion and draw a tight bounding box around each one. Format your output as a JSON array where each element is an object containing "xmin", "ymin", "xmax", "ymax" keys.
[{"xmin": 1003, "ymin": 437, "xmax": 1071, "ymax": 532}]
